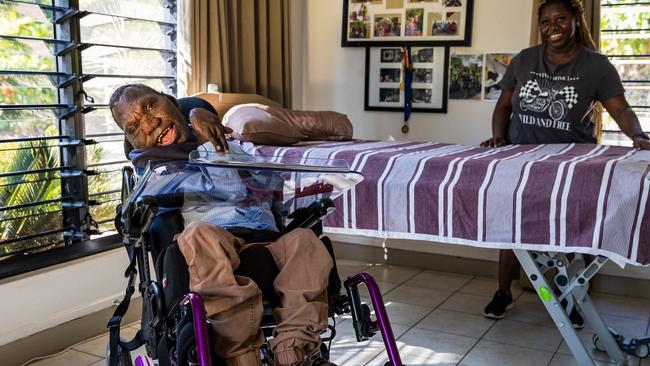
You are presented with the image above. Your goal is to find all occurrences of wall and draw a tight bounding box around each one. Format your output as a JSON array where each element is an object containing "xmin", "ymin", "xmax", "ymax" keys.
[
  {"xmin": 0, "ymin": 249, "xmax": 130, "ymax": 346},
  {"xmin": 292, "ymin": 0, "xmax": 534, "ymax": 143}
]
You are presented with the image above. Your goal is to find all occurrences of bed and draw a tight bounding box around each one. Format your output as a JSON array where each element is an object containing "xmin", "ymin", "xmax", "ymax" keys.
[{"xmin": 242, "ymin": 139, "xmax": 650, "ymax": 366}]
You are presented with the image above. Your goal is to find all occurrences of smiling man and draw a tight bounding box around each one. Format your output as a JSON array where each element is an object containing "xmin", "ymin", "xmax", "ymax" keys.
[
  {"xmin": 110, "ymin": 83, "xmax": 231, "ymax": 163},
  {"xmin": 108, "ymin": 84, "xmax": 338, "ymax": 366}
]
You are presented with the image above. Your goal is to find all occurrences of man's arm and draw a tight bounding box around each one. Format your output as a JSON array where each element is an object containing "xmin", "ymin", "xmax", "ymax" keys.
[
  {"xmin": 481, "ymin": 89, "xmax": 513, "ymax": 147},
  {"xmin": 188, "ymin": 108, "xmax": 233, "ymax": 152},
  {"xmin": 601, "ymin": 95, "xmax": 650, "ymax": 150}
]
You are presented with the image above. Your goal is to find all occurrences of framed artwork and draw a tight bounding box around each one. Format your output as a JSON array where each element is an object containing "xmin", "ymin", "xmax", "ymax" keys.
[
  {"xmin": 449, "ymin": 53, "xmax": 483, "ymax": 100},
  {"xmin": 483, "ymin": 52, "xmax": 518, "ymax": 100},
  {"xmin": 342, "ymin": 0, "xmax": 474, "ymax": 47},
  {"xmin": 365, "ymin": 46, "xmax": 449, "ymax": 113}
]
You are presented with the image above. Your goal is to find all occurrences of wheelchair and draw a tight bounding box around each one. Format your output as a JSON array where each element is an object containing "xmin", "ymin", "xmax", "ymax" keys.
[{"xmin": 106, "ymin": 149, "xmax": 405, "ymax": 366}]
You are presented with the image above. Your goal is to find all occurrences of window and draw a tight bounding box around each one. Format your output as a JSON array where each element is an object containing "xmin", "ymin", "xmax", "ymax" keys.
[
  {"xmin": 600, "ymin": 0, "xmax": 650, "ymax": 146},
  {"xmin": 0, "ymin": 0, "xmax": 176, "ymax": 267}
]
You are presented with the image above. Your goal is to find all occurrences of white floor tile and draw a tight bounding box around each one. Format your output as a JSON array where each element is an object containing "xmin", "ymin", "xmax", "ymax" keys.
[
  {"xmin": 548, "ymin": 353, "xmax": 615, "ymax": 366},
  {"xmin": 354, "ymin": 280, "xmax": 399, "ymax": 296},
  {"xmin": 37, "ymin": 264, "xmax": 650, "ymax": 366},
  {"xmin": 29, "ymin": 349, "xmax": 102, "ymax": 366},
  {"xmin": 403, "ymin": 271, "xmax": 473, "ymax": 292},
  {"xmin": 328, "ymin": 321, "xmax": 409, "ymax": 366},
  {"xmin": 367, "ymin": 327, "xmax": 477, "ymax": 366},
  {"xmin": 517, "ymin": 289, "xmax": 542, "ymax": 303},
  {"xmin": 459, "ymin": 340, "xmax": 554, "ymax": 366},
  {"xmin": 383, "ymin": 285, "xmax": 453, "ymax": 308},
  {"xmin": 459, "ymin": 278, "xmax": 523, "ymax": 299},
  {"xmin": 483, "ymin": 319, "xmax": 562, "ymax": 352},
  {"xmin": 336, "ymin": 260, "xmax": 374, "ymax": 278},
  {"xmin": 365, "ymin": 300, "xmax": 433, "ymax": 328},
  {"xmin": 557, "ymin": 329, "xmax": 624, "ymax": 362},
  {"xmin": 439, "ymin": 292, "xmax": 492, "ymax": 316},
  {"xmin": 416, "ymin": 309, "xmax": 496, "ymax": 338},
  {"xmin": 591, "ymin": 293, "xmax": 650, "ymax": 321},
  {"xmin": 507, "ymin": 297, "xmax": 556, "ymax": 327},
  {"xmin": 73, "ymin": 326, "xmax": 139, "ymax": 357},
  {"xmin": 365, "ymin": 264, "xmax": 421, "ymax": 284}
]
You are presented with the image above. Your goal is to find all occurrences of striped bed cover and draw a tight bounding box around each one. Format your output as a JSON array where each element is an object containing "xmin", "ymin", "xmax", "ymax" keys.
[{"xmin": 247, "ymin": 140, "xmax": 650, "ymax": 267}]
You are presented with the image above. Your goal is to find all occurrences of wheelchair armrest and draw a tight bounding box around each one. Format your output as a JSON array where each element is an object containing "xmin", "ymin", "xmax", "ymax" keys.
[{"xmin": 284, "ymin": 198, "xmax": 335, "ymax": 232}]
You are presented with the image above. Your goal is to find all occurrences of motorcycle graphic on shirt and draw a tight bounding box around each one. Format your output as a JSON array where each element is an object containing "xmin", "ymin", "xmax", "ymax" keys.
[{"xmin": 518, "ymin": 79, "xmax": 578, "ymax": 121}]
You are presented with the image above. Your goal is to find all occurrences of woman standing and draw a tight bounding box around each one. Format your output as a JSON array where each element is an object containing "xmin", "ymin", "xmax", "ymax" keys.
[{"xmin": 481, "ymin": 0, "xmax": 650, "ymax": 323}]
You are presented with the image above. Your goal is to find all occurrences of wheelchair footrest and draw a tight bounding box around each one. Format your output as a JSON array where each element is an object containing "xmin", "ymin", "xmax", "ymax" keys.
[{"xmin": 344, "ymin": 272, "xmax": 404, "ymax": 366}]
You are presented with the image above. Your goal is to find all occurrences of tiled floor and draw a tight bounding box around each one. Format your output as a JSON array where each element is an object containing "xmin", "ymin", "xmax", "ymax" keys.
[{"xmin": 26, "ymin": 260, "xmax": 650, "ymax": 366}]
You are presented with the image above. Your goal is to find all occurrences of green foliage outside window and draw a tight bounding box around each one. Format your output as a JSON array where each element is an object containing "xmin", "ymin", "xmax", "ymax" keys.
[
  {"xmin": 600, "ymin": 2, "xmax": 650, "ymax": 137},
  {"xmin": 0, "ymin": 3, "xmax": 112, "ymax": 256}
]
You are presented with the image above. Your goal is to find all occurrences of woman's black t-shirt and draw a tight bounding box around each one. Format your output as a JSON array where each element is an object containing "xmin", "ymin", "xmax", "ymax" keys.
[{"xmin": 501, "ymin": 45, "xmax": 624, "ymax": 144}]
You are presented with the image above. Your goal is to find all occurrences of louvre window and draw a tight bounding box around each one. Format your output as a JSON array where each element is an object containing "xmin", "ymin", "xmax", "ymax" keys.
[
  {"xmin": 0, "ymin": 0, "xmax": 176, "ymax": 267},
  {"xmin": 600, "ymin": 0, "xmax": 650, "ymax": 146}
]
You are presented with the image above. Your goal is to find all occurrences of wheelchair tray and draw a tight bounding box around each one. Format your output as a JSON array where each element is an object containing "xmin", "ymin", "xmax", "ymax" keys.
[{"xmin": 122, "ymin": 151, "xmax": 364, "ymax": 229}]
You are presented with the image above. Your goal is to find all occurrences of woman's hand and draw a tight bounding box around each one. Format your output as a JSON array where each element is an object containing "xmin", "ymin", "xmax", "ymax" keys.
[
  {"xmin": 632, "ymin": 135, "xmax": 650, "ymax": 150},
  {"xmin": 188, "ymin": 108, "xmax": 233, "ymax": 153},
  {"xmin": 481, "ymin": 136, "xmax": 508, "ymax": 148}
]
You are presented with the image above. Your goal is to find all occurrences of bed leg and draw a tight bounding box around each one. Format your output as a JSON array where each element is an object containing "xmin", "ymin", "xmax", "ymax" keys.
[
  {"xmin": 513, "ymin": 249, "xmax": 597, "ymax": 366},
  {"xmin": 578, "ymin": 293, "xmax": 626, "ymax": 363}
]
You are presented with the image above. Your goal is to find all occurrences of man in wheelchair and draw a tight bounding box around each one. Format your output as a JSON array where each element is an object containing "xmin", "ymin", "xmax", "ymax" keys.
[{"xmin": 110, "ymin": 84, "xmax": 338, "ymax": 366}]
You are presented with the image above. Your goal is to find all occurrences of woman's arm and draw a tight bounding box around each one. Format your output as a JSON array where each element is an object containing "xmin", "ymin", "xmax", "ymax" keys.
[
  {"xmin": 601, "ymin": 95, "xmax": 650, "ymax": 150},
  {"xmin": 481, "ymin": 89, "xmax": 513, "ymax": 147}
]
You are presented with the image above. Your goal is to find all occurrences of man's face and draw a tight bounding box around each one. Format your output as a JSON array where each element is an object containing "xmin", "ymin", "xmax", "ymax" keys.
[{"xmin": 112, "ymin": 86, "xmax": 193, "ymax": 149}]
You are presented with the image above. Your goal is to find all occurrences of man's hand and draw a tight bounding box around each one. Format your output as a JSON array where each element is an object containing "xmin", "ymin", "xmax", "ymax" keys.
[
  {"xmin": 633, "ymin": 135, "xmax": 650, "ymax": 150},
  {"xmin": 188, "ymin": 108, "xmax": 233, "ymax": 153},
  {"xmin": 480, "ymin": 136, "xmax": 507, "ymax": 148}
]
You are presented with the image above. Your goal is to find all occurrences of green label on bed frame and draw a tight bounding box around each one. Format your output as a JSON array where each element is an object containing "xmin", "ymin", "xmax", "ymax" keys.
[{"xmin": 538, "ymin": 286, "xmax": 552, "ymax": 302}]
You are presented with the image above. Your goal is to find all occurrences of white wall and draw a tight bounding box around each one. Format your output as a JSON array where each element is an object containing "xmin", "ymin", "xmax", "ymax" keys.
[
  {"xmin": 0, "ymin": 249, "xmax": 130, "ymax": 346},
  {"xmin": 292, "ymin": 0, "xmax": 534, "ymax": 143}
]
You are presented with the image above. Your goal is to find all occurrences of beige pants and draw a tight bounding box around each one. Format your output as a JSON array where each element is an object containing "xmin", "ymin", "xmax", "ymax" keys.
[{"xmin": 176, "ymin": 222, "xmax": 333, "ymax": 366}]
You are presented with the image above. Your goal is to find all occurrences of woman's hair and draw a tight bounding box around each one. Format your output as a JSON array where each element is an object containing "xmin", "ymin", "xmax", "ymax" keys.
[
  {"xmin": 538, "ymin": 0, "xmax": 596, "ymax": 50},
  {"xmin": 537, "ymin": 0, "xmax": 604, "ymax": 141}
]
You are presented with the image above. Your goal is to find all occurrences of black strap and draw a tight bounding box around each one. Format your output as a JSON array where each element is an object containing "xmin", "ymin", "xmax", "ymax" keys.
[{"xmin": 107, "ymin": 246, "xmax": 140, "ymax": 366}]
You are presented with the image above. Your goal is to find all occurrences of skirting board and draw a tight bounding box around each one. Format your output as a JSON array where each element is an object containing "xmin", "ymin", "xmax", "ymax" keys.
[
  {"xmin": 331, "ymin": 240, "xmax": 650, "ymax": 300},
  {"xmin": 0, "ymin": 297, "xmax": 142, "ymax": 366}
]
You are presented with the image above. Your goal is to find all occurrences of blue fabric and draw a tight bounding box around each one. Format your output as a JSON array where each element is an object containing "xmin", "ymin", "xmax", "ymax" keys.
[
  {"xmin": 403, "ymin": 47, "xmax": 413, "ymax": 123},
  {"xmin": 137, "ymin": 141, "xmax": 280, "ymax": 232},
  {"xmin": 129, "ymin": 142, "xmax": 201, "ymax": 174}
]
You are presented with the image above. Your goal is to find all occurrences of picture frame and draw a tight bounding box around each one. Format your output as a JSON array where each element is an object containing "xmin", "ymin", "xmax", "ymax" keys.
[
  {"xmin": 342, "ymin": 0, "xmax": 474, "ymax": 47},
  {"xmin": 483, "ymin": 52, "xmax": 518, "ymax": 101},
  {"xmin": 364, "ymin": 46, "xmax": 449, "ymax": 113},
  {"xmin": 449, "ymin": 53, "xmax": 483, "ymax": 100}
]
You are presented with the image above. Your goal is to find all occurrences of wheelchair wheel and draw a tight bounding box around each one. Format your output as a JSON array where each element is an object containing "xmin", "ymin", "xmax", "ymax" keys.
[{"xmin": 105, "ymin": 341, "xmax": 133, "ymax": 366}]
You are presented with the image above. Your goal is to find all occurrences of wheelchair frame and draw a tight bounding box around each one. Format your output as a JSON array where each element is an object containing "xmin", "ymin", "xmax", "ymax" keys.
[{"xmin": 108, "ymin": 165, "xmax": 405, "ymax": 366}]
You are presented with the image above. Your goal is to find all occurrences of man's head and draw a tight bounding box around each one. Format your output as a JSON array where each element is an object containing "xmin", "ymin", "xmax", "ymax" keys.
[{"xmin": 109, "ymin": 84, "xmax": 194, "ymax": 149}]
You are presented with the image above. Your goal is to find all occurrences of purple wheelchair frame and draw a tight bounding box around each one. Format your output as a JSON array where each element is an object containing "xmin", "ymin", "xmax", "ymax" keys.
[{"xmin": 134, "ymin": 274, "xmax": 403, "ymax": 366}]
